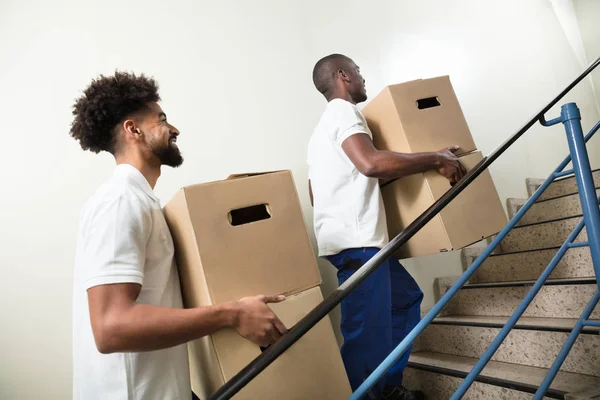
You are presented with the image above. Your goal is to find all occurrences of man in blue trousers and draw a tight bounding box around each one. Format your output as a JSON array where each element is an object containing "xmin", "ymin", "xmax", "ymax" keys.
[{"xmin": 307, "ymin": 54, "xmax": 466, "ymax": 400}]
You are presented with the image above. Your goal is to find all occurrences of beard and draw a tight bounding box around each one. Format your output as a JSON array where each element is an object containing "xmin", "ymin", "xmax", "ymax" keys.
[{"xmin": 152, "ymin": 141, "xmax": 184, "ymax": 167}]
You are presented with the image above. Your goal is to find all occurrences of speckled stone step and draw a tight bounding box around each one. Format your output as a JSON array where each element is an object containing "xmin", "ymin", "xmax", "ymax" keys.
[
  {"xmin": 566, "ymin": 387, "xmax": 600, "ymax": 399},
  {"xmin": 461, "ymin": 246, "xmax": 594, "ymax": 284},
  {"xmin": 432, "ymin": 315, "xmax": 600, "ymax": 333},
  {"xmin": 527, "ymin": 169, "xmax": 600, "ymax": 201},
  {"xmin": 418, "ymin": 316, "xmax": 600, "ymax": 376},
  {"xmin": 442, "ymin": 279, "xmax": 600, "ymax": 319},
  {"xmin": 404, "ymin": 352, "xmax": 600, "ymax": 400},
  {"xmin": 501, "ymin": 217, "xmax": 586, "ymax": 253},
  {"xmin": 508, "ymin": 191, "xmax": 599, "ymax": 225}
]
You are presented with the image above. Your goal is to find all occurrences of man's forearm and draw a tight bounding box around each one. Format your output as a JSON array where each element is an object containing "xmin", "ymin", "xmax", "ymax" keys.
[
  {"xmin": 368, "ymin": 150, "xmax": 440, "ymax": 179},
  {"xmin": 97, "ymin": 302, "xmax": 237, "ymax": 353}
]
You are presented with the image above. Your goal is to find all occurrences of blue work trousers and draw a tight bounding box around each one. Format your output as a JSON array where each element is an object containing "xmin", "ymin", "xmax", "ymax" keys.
[{"xmin": 327, "ymin": 247, "xmax": 423, "ymax": 396}]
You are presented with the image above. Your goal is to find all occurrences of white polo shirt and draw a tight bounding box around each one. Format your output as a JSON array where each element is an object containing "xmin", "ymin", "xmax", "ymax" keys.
[
  {"xmin": 72, "ymin": 164, "xmax": 190, "ymax": 400},
  {"xmin": 308, "ymin": 98, "xmax": 389, "ymax": 256}
]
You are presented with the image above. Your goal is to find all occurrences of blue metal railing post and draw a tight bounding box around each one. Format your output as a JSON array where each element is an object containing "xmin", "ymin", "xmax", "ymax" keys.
[
  {"xmin": 350, "ymin": 116, "xmax": 600, "ymax": 400},
  {"xmin": 448, "ymin": 103, "xmax": 600, "ymax": 399},
  {"xmin": 531, "ymin": 102, "xmax": 600, "ymax": 398},
  {"xmin": 560, "ymin": 103, "xmax": 600, "ymax": 280}
]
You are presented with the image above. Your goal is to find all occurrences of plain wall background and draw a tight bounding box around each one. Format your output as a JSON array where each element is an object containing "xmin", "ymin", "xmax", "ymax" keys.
[
  {"xmin": 1, "ymin": 0, "xmax": 599, "ymax": 398},
  {"xmin": 574, "ymin": 0, "xmax": 600, "ymax": 99}
]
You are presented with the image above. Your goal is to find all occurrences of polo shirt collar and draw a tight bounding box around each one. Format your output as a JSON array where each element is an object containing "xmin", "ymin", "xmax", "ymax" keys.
[{"xmin": 114, "ymin": 164, "xmax": 159, "ymax": 202}]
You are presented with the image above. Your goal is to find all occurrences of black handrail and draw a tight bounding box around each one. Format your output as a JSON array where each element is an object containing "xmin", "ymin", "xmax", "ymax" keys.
[{"xmin": 209, "ymin": 56, "xmax": 600, "ymax": 400}]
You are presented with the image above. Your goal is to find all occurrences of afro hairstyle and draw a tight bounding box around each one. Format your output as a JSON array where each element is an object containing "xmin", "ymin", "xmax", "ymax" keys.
[{"xmin": 70, "ymin": 71, "xmax": 160, "ymax": 154}]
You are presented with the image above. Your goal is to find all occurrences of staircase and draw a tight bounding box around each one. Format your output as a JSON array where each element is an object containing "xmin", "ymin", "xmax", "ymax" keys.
[{"xmin": 403, "ymin": 170, "xmax": 600, "ymax": 399}]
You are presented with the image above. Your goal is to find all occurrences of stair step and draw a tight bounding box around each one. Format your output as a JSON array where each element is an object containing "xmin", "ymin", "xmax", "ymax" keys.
[
  {"xmin": 501, "ymin": 216, "xmax": 586, "ymax": 253},
  {"xmin": 463, "ymin": 277, "xmax": 596, "ymax": 289},
  {"xmin": 432, "ymin": 315, "xmax": 600, "ymax": 334},
  {"xmin": 443, "ymin": 281, "xmax": 600, "ymax": 319},
  {"xmin": 463, "ymin": 247, "xmax": 594, "ymax": 284},
  {"xmin": 404, "ymin": 368, "xmax": 553, "ymax": 399},
  {"xmin": 519, "ymin": 191, "xmax": 599, "ymax": 225},
  {"xmin": 420, "ymin": 317, "xmax": 600, "ymax": 376},
  {"xmin": 531, "ymin": 169, "xmax": 600, "ymax": 201},
  {"xmin": 404, "ymin": 352, "xmax": 600, "ymax": 399}
]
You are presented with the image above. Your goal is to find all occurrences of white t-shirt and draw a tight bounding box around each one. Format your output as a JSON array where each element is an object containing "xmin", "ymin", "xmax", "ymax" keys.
[
  {"xmin": 307, "ymin": 98, "xmax": 389, "ymax": 257},
  {"xmin": 72, "ymin": 164, "xmax": 190, "ymax": 400}
]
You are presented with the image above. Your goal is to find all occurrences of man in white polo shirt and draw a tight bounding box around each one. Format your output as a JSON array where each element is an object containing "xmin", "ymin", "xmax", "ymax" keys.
[
  {"xmin": 70, "ymin": 72, "xmax": 287, "ymax": 400},
  {"xmin": 307, "ymin": 54, "xmax": 466, "ymax": 400}
]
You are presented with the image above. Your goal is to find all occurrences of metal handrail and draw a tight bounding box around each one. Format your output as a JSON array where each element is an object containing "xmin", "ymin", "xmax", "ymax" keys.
[{"xmin": 209, "ymin": 56, "xmax": 600, "ymax": 400}]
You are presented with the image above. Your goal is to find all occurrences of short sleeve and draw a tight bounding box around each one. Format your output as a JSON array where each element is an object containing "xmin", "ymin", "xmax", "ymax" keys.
[
  {"xmin": 328, "ymin": 99, "xmax": 370, "ymax": 144},
  {"xmin": 80, "ymin": 192, "xmax": 152, "ymax": 290}
]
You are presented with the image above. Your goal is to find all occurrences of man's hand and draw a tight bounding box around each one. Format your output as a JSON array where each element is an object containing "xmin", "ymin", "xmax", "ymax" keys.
[
  {"xmin": 436, "ymin": 146, "xmax": 467, "ymax": 185},
  {"xmin": 232, "ymin": 295, "xmax": 288, "ymax": 347}
]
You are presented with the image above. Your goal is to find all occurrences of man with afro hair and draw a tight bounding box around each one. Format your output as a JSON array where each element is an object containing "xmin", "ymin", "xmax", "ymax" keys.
[{"xmin": 70, "ymin": 72, "xmax": 287, "ymax": 400}]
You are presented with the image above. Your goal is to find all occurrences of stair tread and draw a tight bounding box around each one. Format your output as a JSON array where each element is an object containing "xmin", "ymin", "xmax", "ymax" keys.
[
  {"xmin": 531, "ymin": 192, "xmax": 578, "ymax": 204},
  {"xmin": 462, "ymin": 246, "xmax": 594, "ymax": 284},
  {"xmin": 408, "ymin": 352, "xmax": 600, "ymax": 394},
  {"xmin": 535, "ymin": 190, "xmax": 598, "ymax": 205},
  {"xmin": 537, "ymin": 169, "xmax": 600, "ymax": 201},
  {"xmin": 510, "ymin": 214, "xmax": 582, "ymax": 230},
  {"xmin": 500, "ymin": 215, "xmax": 586, "ymax": 253},
  {"xmin": 518, "ymin": 190, "xmax": 600, "ymax": 226},
  {"xmin": 445, "ymin": 280, "xmax": 599, "ymax": 319},
  {"xmin": 487, "ymin": 245, "xmax": 572, "ymax": 257},
  {"xmin": 463, "ymin": 277, "xmax": 596, "ymax": 289},
  {"xmin": 432, "ymin": 315, "xmax": 600, "ymax": 332}
]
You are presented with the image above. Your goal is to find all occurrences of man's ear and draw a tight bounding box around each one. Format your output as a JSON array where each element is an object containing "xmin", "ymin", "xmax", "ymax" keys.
[
  {"xmin": 123, "ymin": 119, "xmax": 140, "ymax": 137},
  {"xmin": 338, "ymin": 69, "xmax": 350, "ymax": 83}
]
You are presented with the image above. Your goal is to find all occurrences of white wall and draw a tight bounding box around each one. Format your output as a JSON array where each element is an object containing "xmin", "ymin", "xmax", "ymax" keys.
[
  {"xmin": 373, "ymin": 0, "xmax": 600, "ymax": 313},
  {"xmin": 574, "ymin": 0, "xmax": 600, "ymax": 101},
  {"xmin": 551, "ymin": 0, "xmax": 589, "ymax": 69},
  {"xmin": 1, "ymin": 1, "xmax": 599, "ymax": 398}
]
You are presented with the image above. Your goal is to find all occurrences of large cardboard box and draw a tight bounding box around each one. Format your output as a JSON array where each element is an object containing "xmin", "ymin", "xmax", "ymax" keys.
[
  {"xmin": 382, "ymin": 151, "xmax": 508, "ymax": 258},
  {"xmin": 362, "ymin": 76, "xmax": 476, "ymax": 156},
  {"xmin": 187, "ymin": 287, "xmax": 352, "ymax": 400},
  {"xmin": 163, "ymin": 171, "xmax": 350, "ymax": 398},
  {"xmin": 163, "ymin": 171, "xmax": 321, "ymax": 307}
]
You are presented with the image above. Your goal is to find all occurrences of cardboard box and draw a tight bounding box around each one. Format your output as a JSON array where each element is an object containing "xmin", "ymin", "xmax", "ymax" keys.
[
  {"xmin": 362, "ymin": 76, "xmax": 476, "ymax": 156},
  {"xmin": 164, "ymin": 172, "xmax": 350, "ymax": 398},
  {"xmin": 382, "ymin": 151, "xmax": 508, "ymax": 258},
  {"xmin": 163, "ymin": 171, "xmax": 321, "ymax": 307},
  {"xmin": 188, "ymin": 287, "xmax": 352, "ymax": 400}
]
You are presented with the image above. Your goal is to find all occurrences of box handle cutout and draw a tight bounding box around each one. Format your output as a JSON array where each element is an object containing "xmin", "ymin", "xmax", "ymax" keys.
[
  {"xmin": 228, "ymin": 204, "xmax": 271, "ymax": 226},
  {"xmin": 416, "ymin": 96, "xmax": 441, "ymax": 109}
]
